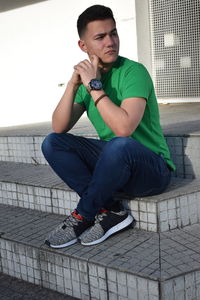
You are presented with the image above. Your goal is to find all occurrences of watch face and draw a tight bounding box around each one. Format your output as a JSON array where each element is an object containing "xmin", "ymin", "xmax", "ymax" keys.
[{"xmin": 90, "ymin": 79, "xmax": 102, "ymax": 90}]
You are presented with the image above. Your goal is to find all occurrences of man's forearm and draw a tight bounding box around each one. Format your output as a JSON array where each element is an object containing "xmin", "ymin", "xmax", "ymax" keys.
[
  {"xmin": 52, "ymin": 82, "xmax": 79, "ymax": 133},
  {"xmin": 90, "ymin": 90, "xmax": 146, "ymax": 137}
]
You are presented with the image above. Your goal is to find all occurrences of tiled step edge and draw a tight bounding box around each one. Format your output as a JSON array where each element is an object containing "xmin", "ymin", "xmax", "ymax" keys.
[
  {"xmin": 0, "ymin": 204, "xmax": 160, "ymax": 300},
  {"xmin": 0, "ymin": 134, "xmax": 97, "ymax": 165},
  {"xmin": 1, "ymin": 204, "xmax": 200, "ymax": 300},
  {"xmin": 2, "ymin": 239, "xmax": 200, "ymax": 300},
  {"xmin": 0, "ymin": 134, "xmax": 200, "ymax": 179},
  {"xmin": 121, "ymin": 177, "xmax": 200, "ymax": 232},
  {"xmin": 0, "ymin": 162, "xmax": 200, "ymax": 232},
  {"xmin": 0, "ymin": 238, "xmax": 160, "ymax": 300}
]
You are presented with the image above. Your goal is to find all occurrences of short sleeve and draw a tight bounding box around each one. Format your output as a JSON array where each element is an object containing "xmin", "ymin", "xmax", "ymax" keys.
[{"xmin": 121, "ymin": 63, "xmax": 153, "ymax": 101}]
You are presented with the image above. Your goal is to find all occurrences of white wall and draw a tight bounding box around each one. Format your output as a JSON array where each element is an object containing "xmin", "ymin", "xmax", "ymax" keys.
[{"xmin": 0, "ymin": 0, "xmax": 137, "ymax": 127}]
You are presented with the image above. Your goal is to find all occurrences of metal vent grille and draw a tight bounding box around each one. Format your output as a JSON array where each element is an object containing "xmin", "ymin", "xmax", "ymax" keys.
[{"xmin": 149, "ymin": 0, "xmax": 200, "ymax": 99}]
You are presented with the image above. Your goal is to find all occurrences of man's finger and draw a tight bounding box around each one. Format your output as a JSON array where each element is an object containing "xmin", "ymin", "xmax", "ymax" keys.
[{"xmin": 91, "ymin": 55, "xmax": 99, "ymax": 67}]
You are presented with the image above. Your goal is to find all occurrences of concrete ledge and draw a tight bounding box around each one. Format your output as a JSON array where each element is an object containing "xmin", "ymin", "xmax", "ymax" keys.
[
  {"xmin": 0, "ymin": 134, "xmax": 97, "ymax": 165},
  {"xmin": 1, "ymin": 133, "xmax": 200, "ymax": 179},
  {"xmin": 165, "ymin": 135, "xmax": 200, "ymax": 179},
  {"xmin": 0, "ymin": 162, "xmax": 200, "ymax": 233},
  {"xmin": 1, "ymin": 204, "xmax": 200, "ymax": 299},
  {"xmin": 0, "ymin": 204, "xmax": 159, "ymax": 299}
]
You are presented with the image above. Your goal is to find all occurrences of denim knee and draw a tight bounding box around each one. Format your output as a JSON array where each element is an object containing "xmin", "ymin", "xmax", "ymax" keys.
[
  {"xmin": 41, "ymin": 132, "xmax": 60, "ymax": 157},
  {"xmin": 99, "ymin": 137, "xmax": 133, "ymax": 164},
  {"xmin": 105, "ymin": 137, "xmax": 135, "ymax": 153}
]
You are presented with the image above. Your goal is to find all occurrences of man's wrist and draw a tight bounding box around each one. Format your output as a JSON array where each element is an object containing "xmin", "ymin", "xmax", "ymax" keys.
[
  {"xmin": 87, "ymin": 79, "xmax": 103, "ymax": 92},
  {"xmin": 90, "ymin": 89, "xmax": 104, "ymax": 97},
  {"xmin": 94, "ymin": 93, "xmax": 107, "ymax": 106},
  {"xmin": 67, "ymin": 81, "xmax": 80, "ymax": 91},
  {"xmin": 90, "ymin": 90, "xmax": 107, "ymax": 104}
]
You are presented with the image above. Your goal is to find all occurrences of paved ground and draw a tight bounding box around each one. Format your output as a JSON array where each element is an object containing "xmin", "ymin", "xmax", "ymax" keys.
[{"xmin": 0, "ymin": 272, "xmax": 77, "ymax": 300}]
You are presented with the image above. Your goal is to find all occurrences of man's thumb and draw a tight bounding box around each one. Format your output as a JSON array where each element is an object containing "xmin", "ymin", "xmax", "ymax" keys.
[{"xmin": 91, "ymin": 54, "xmax": 99, "ymax": 67}]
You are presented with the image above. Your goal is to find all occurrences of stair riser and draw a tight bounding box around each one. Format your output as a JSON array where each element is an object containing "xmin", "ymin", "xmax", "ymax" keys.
[
  {"xmin": 0, "ymin": 136, "xmax": 45, "ymax": 165},
  {"xmin": 0, "ymin": 134, "xmax": 96, "ymax": 166},
  {"xmin": 1, "ymin": 181, "xmax": 200, "ymax": 233},
  {"xmin": 166, "ymin": 136, "xmax": 200, "ymax": 179},
  {"xmin": 123, "ymin": 191, "xmax": 200, "ymax": 232},
  {"xmin": 161, "ymin": 273, "xmax": 200, "ymax": 300},
  {"xmin": 1, "ymin": 237, "xmax": 200, "ymax": 300},
  {"xmin": 0, "ymin": 182, "xmax": 78, "ymax": 216},
  {"xmin": 0, "ymin": 239, "xmax": 159, "ymax": 300},
  {"xmin": 1, "ymin": 135, "xmax": 200, "ymax": 179}
]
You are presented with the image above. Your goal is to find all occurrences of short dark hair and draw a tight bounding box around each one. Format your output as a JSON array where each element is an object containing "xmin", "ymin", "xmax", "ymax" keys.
[{"xmin": 77, "ymin": 5, "xmax": 115, "ymax": 38}]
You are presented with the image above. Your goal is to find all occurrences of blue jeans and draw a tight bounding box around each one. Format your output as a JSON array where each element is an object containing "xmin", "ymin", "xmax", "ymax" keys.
[{"xmin": 41, "ymin": 133, "xmax": 171, "ymax": 220}]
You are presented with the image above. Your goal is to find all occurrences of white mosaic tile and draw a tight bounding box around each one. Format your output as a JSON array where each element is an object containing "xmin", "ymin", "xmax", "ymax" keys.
[
  {"xmin": 40, "ymin": 252, "xmax": 90, "ymax": 299},
  {"xmin": 0, "ymin": 241, "xmax": 41, "ymax": 285},
  {"xmin": 162, "ymin": 270, "xmax": 200, "ymax": 300}
]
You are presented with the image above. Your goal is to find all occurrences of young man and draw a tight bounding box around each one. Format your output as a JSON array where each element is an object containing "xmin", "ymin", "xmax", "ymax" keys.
[{"xmin": 42, "ymin": 5, "xmax": 175, "ymax": 248}]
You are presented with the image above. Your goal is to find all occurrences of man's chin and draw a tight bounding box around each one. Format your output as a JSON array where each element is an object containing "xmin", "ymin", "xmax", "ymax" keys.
[{"xmin": 101, "ymin": 55, "xmax": 118, "ymax": 66}]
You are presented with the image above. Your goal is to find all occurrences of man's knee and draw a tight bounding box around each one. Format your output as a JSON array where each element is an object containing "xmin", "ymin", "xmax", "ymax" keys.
[
  {"xmin": 41, "ymin": 132, "xmax": 62, "ymax": 156},
  {"xmin": 106, "ymin": 137, "xmax": 136, "ymax": 152},
  {"xmin": 102, "ymin": 137, "xmax": 143, "ymax": 165},
  {"xmin": 101, "ymin": 137, "xmax": 132, "ymax": 163},
  {"xmin": 41, "ymin": 132, "xmax": 78, "ymax": 158}
]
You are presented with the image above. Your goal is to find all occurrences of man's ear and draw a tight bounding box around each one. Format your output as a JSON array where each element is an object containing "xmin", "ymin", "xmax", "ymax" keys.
[{"xmin": 78, "ymin": 40, "xmax": 88, "ymax": 53}]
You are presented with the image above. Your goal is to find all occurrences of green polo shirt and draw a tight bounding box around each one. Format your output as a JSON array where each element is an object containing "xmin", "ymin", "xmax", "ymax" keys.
[{"xmin": 74, "ymin": 56, "xmax": 175, "ymax": 171}]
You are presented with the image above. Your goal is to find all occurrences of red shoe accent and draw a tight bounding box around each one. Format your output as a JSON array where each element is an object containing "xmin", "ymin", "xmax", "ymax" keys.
[
  {"xmin": 99, "ymin": 209, "xmax": 109, "ymax": 214},
  {"xmin": 71, "ymin": 210, "xmax": 84, "ymax": 221}
]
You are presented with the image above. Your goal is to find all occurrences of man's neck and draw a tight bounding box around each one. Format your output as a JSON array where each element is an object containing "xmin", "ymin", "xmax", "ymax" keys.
[{"xmin": 100, "ymin": 62, "xmax": 114, "ymax": 74}]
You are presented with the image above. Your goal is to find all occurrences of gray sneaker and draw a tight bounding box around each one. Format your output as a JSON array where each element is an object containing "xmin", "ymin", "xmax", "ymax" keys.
[
  {"xmin": 45, "ymin": 210, "xmax": 94, "ymax": 248},
  {"xmin": 79, "ymin": 209, "xmax": 135, "ymax": 246}
]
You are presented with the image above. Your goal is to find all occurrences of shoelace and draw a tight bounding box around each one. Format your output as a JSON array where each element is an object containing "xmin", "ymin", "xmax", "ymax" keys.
[
  {"xmin": 95, "ymin": 211, "xmax": 108, "ymax": 223},
  {"xmin": 95, "ymin": 209, "xmax": 125, "ymax": 223},
  {"xmin": 62, "ymin": 213, "xmax": 82, "ymax": 229}
]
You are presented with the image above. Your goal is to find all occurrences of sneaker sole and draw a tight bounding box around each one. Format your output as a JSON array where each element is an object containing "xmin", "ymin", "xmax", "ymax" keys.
[
  {"xmin": 45, "ymin": 238, "xmax": 77, "ymax": 248},
  {"xmin": 80, "ymin": 214, "xmax": 134, "ymax": 246}
]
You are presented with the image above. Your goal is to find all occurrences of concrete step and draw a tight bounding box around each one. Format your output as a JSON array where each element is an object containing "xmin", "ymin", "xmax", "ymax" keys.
[
  {"xmin": 0, "ymin": 161, "xmax": 200, "ymax": 233},
  {"xmin": 0, "ymin": 130, "xmax": 200, "ymax": 179},
  {"xmin": 165, "ymin": 134, "xmax": 200, "ymax": 179},
  {"xmin": 0, "ymin": 133, "xmax": 97, "ymax": 165},
  {"xmin": 0, "ymin": 119, "xmax": 96, "ymax": 165},
  {"xmin": 1, "ymin": 203, "xmax": 200, "ymax": 300}
]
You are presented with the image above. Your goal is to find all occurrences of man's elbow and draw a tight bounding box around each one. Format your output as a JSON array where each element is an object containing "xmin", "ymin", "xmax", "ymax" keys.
[
  {"xmin": 52, "ymin": 124, "xmax": 68, "ymax": 134},
  {"xmin": 115, "ymin": 126, "xmax": 134, "ymax": 137}
]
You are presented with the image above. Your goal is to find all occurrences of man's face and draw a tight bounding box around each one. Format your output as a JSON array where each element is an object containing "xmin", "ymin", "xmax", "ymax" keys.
[{"xmin": 79, "ymin": 18, "xmax": 120, "ymax": 66}]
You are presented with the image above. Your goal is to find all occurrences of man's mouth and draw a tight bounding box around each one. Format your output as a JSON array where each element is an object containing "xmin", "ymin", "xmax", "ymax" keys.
[{"xmin": 105, "ymin": 50, "xmax": 116, "ymax": 54}]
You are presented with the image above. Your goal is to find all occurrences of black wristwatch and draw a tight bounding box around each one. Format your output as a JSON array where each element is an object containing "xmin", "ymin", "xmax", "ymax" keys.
[{"xmin": 87, "ymin": 79, "xmax": 103, "ymax": 92}]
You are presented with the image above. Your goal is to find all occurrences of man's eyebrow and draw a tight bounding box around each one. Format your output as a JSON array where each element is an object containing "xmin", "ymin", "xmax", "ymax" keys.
[
  {"xmin": 93, "ymin": 28, "xmax": 117, "ymax": 38},
  {"xmin": 110, "ymin": 28, "xmax": 117, "ymax": 33}
]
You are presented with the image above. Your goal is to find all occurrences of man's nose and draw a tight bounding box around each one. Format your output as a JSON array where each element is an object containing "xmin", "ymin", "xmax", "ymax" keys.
[{"xmin": 105, "ymin": 35, "xmax": 115, "ymax": 46}]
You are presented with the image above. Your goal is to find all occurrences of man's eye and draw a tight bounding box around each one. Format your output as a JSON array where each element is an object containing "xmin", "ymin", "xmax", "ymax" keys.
[{"xmin": 95, "ymin": 36, "xmax": 104, "ymax": 40}]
